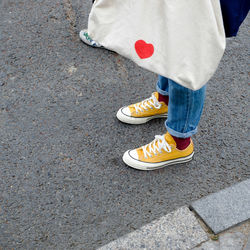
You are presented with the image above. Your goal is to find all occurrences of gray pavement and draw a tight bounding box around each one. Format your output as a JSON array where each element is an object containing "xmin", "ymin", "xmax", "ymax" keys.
[{"xmin": 0, "ymin": 0, "xmax": 249, "ymax": 249}]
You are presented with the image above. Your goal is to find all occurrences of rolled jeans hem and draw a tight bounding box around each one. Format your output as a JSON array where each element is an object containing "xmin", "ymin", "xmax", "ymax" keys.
[
  {"xmin": 156, "ymin": 82, "xmax": 168, "ymax": 96},
  {"xmin": 166, "ymin": 125, "xmax": 198, "ymax": 138}
]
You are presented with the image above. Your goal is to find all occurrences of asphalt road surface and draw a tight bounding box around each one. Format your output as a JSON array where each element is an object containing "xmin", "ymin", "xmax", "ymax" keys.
[{"xmin": 0, "ymin": 0, "xmax": 249, "ymax": 249}]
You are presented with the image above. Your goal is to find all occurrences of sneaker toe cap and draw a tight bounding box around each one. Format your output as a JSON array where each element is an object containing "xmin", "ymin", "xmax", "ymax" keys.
[
  {"xmin": 129, "ymin": 149, "xmax": 139, "ymax": 160},
  {"xmin": 121, "ymin": 107, "xmax": 131, "ymax": 116},
  {"xmin": 123, "ymin": 150, "xmax": 139, "ymax": 168}
]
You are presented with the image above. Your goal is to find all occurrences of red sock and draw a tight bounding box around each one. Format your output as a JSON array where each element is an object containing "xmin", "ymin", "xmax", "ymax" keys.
[
  {"xmin": 158, "ymin": 93, "xmax": 169, "ymax": 105},
  {"xmin": 172, "ymin": 136, "xmax": 191, "ymax": 150}
]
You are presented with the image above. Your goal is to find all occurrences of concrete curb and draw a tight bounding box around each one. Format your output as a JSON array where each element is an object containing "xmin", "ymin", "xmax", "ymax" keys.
[
  {"xmin": 98, "ymin": 206, "xmax": 208, "ymax": 250},
  {"xmin": 98, "ymin": 179, "xmax": 250, "ymax": 249},
  {"xmin": 191, "ymin": 179, "xmax": 250, "ymax": 234}
]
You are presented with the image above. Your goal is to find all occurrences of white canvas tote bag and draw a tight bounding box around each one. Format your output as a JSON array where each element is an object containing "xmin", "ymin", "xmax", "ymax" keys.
[{"xmin": 88, "ymin": 0, "xmax": 226, "ymax": 90}]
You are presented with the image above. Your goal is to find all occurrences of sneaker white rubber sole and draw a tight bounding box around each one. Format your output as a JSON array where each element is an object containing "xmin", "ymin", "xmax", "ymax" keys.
[
  {"xmin": 123, "ymin": 151, "xmax": 194, "ymax": 171},
  {"xmin": 116, "ymin": 107, "xmax": 168, "ymax": 125}
]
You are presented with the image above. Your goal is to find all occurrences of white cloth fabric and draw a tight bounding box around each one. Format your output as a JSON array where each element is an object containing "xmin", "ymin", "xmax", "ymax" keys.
[{"xmin": 88, "ymin": 0, "xmax": 226, "ymax": 90}]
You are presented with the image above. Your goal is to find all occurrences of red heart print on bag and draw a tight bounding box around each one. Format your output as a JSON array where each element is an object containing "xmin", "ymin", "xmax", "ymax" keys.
[{"xmin": 135, "ymin": 40, "xmax": 154, "ymax": 59}]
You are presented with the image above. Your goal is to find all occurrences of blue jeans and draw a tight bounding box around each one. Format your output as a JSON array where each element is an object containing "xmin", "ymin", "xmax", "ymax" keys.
[{"xmin": 156, "ymin": 75, "xmax": 206, "ymax": 138}]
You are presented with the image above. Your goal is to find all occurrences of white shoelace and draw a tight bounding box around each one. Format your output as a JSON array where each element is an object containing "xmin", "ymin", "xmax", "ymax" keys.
[
  {"xmin": 142, "ymin": 135, "xmax": 172, "ymax": 158},
  {"xmin": 134, "ymin": 93, "xmax": 161, "ymax": 113}
]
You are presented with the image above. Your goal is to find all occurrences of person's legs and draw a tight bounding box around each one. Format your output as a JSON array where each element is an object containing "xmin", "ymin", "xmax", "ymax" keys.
[
  {"xmin": 166, "ymin": 79, "xmax": 206, "ymax": 138},
  {"xmin": 156, "ymin": 75, "xmax": 169, "ymax": 96},
  {"xmin": 156, "ymin": 75, "xmax": 169, "ymax": 105},
  {"xmin": 122, "ymin": 77, "xmax": 206, "ymax": 170},
  {"xmin": 156, "ymin": 75, "xmax": 206, "ymax": 149}
]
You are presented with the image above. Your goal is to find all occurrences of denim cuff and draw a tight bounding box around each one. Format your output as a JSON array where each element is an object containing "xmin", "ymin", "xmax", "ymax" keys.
[
  {"xmin": 156, "ymin": 82, "xmax": 169, "ymax": 96},
  {"xmin": 165, "ymin": 123, "xmax": 198, "ymax": 138}
]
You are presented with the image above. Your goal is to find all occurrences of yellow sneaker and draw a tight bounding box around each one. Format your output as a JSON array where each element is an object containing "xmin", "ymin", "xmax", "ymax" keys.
[
  {"xmin": 116, "ymin": 92, "xmax": 168, "ymax": 124},
  {"xmin": 123, "ymin": 132, "xmax": 194, "ymax": 170}
]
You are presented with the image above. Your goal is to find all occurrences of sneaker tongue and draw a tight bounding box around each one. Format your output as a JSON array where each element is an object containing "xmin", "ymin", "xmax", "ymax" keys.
[
  {"xmin": 153, "ymin": 92, "xmax": 159, "ymax": 101},
  {"xmin": 164, "ymin": 132, "xmax": 177, "ymax": 146}
]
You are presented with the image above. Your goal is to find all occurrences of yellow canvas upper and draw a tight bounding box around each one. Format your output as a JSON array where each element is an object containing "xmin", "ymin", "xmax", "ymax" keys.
[
  {"xmin": 128, "ymin": 92, "xmax": 168, "ymax": 118},
  {"xmin": 136, "ymin": 132, "xmax": 194, "ymax": 163}
]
